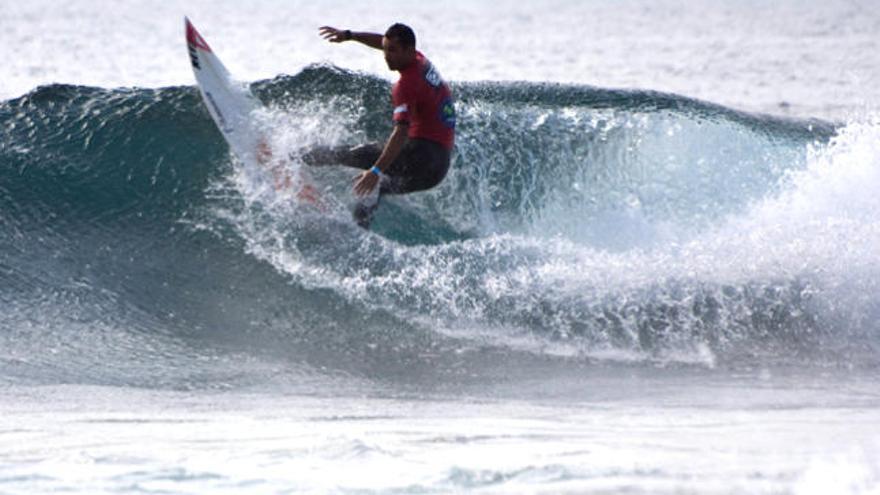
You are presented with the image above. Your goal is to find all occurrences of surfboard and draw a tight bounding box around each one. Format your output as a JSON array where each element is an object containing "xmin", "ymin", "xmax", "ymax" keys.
[{"xmin": 184, "ymin": 17, "xmax": 319, "ymax": 202}]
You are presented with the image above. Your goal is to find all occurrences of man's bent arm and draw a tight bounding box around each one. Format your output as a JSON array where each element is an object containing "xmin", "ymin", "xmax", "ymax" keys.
[
  {"xmin": 319, "ymin": 26, "xmax": 383, "ymax": 50},
  {"xmin": 353, "ymin": 123, "xmax": 408, "ymax": 196},
  {"xmin": 374, "ymin": 122, "xmax": 409, "ymax": 172}
]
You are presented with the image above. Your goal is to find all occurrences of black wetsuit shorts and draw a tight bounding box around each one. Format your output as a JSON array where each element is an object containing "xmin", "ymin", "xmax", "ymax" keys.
[{"xmin": 303, "ymin": 138, "xmax": 451, "ymax": 195}]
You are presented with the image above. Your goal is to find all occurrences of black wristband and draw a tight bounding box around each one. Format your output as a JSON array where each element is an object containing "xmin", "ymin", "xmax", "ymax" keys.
[{"xmin": 344, "ymin": 30, "xmax": 352, "ymax": 40}]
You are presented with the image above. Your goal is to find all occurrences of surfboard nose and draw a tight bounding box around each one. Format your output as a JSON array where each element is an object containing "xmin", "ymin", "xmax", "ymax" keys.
[{"xmin": 184, "ymin": 17, "xmax": 212, "ymax": 52}]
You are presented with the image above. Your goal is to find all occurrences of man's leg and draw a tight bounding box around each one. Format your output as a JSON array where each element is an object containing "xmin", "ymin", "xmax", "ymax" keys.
[
  {"xmin": 355, "ymin": 140, "xmax": 452, "ymax": 229},
  {"xmin": 300, "ymin": 143, "xmax": 382, "ymax": 170},
  {"xmin": 378, "ymin": 139, "xmax": 451, "ymax": 195},
  {"xmin": 352, "ymin": 198, "xmax": 378, "ymax": 229},
  {"xmin": 300, "ymin": 140, "xmax": 450, "ymax": 229},
  {"xmin": 299, "ymin": 143, "xmax": 384, "ymax": 228}
]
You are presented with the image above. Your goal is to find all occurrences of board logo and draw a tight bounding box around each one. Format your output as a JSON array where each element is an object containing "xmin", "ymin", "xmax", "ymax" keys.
[
  {"xmin": 188, "ymin": 44, "xmax": 201, "ymax": 70},
  {"xmin": 204, "ymin": 91, "xmax": 232, "ymax": 133}
]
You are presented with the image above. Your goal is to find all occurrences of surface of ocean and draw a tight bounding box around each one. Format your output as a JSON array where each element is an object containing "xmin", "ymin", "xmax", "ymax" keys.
[{"xmin": 2, "ymin": 1, "xmax": 879, "ymax": 493}]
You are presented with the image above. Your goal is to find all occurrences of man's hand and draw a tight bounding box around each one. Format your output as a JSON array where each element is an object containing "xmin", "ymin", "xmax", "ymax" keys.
[
  {"xmin": 353, "ymin": 169, "xmax": 380, "ymax": 197},
  {"xmin": 319, "ymin": 26, "xmax": 348, "ymax": 43}
]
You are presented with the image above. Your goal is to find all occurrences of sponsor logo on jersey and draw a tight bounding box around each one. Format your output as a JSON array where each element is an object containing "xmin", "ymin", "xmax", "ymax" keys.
[
  {"xmin": 439, "ymin": 97, "xmax": 456, "ymax": 129},
  {"xmin": 424, "ymin": 61, "xmax": 443, "ymax": 89}
]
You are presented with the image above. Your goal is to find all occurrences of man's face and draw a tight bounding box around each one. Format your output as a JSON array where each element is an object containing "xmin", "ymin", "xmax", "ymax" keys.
[{"xmin": 382, "ymin": 36, "xmax": 414, "ymax": 71}]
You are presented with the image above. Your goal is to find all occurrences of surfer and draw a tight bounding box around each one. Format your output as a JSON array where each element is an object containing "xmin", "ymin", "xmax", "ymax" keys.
[{"xmin": 308, "ymin": 23, "xmax": 456, "ymax": 228}]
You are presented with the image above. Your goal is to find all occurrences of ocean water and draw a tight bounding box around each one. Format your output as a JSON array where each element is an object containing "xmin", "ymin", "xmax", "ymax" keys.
[{"xmin": 2, "ymin": 1, "xmax": 880, "ymax": 493}]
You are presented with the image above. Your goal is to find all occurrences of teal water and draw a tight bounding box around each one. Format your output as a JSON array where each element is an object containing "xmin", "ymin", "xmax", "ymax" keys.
[{"xmin": 5, "ymin": 70, "xmax": 868, "ymax": 390}]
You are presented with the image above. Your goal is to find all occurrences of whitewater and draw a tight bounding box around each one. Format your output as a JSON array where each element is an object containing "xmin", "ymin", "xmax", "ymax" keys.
[{"xmin": 2, "ymin": 1, "xmax": 879, "ymax": 494}]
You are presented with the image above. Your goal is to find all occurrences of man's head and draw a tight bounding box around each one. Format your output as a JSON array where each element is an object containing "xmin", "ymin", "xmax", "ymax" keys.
[{"xmin": 382, "ymin": 23, "xmax": 416, "ymax": 71}]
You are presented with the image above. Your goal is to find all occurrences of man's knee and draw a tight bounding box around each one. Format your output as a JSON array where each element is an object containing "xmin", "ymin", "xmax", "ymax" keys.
[
  {"xmin": 347, "ymin": 143, "xmax": 383, "ymax": 169},
  {"xmin": 352, "ymin": 200, "xmax": 378, "ymax": 229}
]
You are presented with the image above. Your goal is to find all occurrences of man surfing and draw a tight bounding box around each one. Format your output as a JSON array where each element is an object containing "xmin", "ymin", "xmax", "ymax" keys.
[{"xmin": 308, "ymin": 23, "xmax": 456, "ymax": 228}]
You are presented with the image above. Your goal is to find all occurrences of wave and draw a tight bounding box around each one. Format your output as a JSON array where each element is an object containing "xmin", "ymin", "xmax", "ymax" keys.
[{"xmin": 1, "ymin": 66, "xmax": 876, "ymax": 389}]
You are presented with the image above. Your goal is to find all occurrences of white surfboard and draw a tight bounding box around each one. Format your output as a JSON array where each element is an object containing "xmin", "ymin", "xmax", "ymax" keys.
[{"xmin": 184, "ymin": 17, "xmax": 320, "ymax": 203}]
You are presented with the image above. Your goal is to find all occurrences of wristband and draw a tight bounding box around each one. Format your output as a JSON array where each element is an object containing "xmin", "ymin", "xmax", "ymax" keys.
[
  {"xmin": 369, "ymin": 165, "xmax": 382, "ymax": 177},
  {"xmin": 344, "ymin": 30, "xmax": 353, "ymax": 40}
]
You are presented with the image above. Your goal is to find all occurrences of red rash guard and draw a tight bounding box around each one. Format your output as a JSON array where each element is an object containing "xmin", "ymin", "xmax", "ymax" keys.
[{"xmin": 391, "ymin": 51, "xmax": 456, "ymax": 150}]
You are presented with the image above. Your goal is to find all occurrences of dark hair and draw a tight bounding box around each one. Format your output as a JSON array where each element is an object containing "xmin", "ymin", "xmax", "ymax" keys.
[{"xmin": 384, "ymin": 23, "xmax": 416, "ymax": 48}]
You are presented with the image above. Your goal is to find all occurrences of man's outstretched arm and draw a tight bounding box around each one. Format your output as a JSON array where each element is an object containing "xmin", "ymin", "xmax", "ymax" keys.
[{"xmin": 319, "ymin": 26, "xmax": 383, "ymax": 50}]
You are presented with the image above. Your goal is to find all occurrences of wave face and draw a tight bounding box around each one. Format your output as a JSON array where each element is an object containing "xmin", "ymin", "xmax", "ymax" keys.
[{"xmin": 2, "ymin": 66, "xmax": 877, "ymax": 389}]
